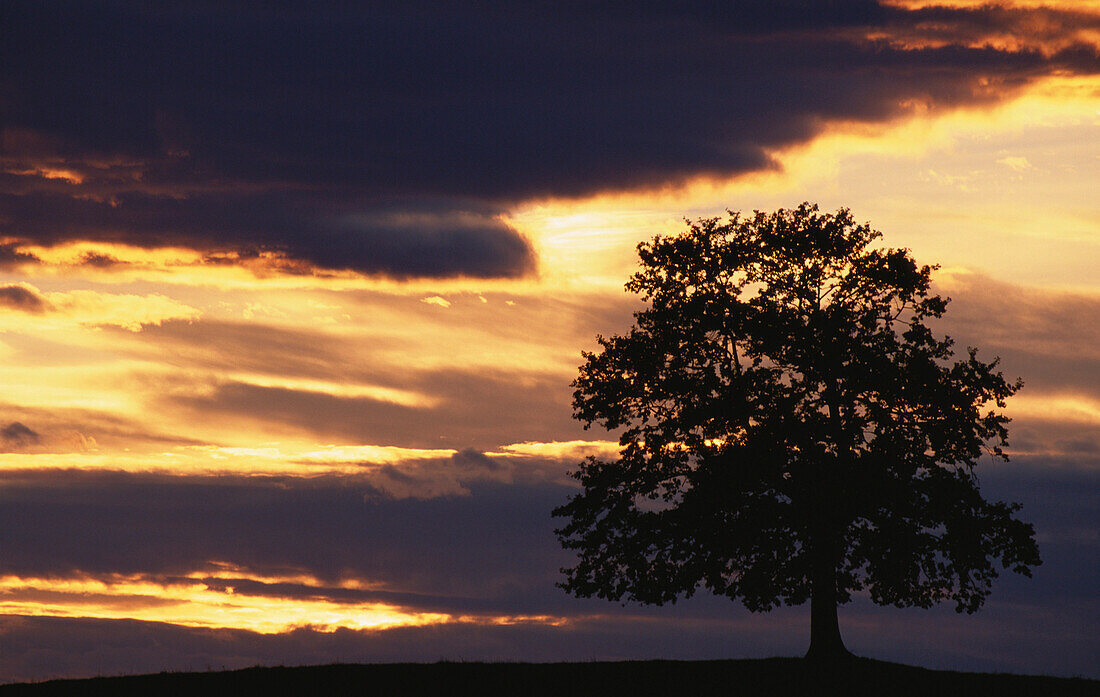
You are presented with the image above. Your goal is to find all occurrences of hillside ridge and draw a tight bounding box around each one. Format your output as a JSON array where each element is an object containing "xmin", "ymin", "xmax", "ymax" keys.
[{"xmin": 2, "ymin": 657, "xmax": 1096, "ymax": 697}]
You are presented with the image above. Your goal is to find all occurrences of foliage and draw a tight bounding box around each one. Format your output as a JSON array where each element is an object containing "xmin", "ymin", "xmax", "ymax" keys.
[{"xmin": 554, "ymin": 203, "xmax": 1040, "ymax": 618}]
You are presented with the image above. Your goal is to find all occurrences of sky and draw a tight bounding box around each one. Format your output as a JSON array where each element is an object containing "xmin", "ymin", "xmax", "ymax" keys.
[{"xmin": 0, "ymin": 0, "xmax": 1097, "ymax": 683}]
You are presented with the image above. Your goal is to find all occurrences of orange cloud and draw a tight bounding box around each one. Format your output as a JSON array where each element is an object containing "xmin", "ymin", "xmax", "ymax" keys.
[
  {"xmin": 3, "ymin": 166, "xmax": 84, "ymax": 184},
  {"xmin": 0, "ymin": 571, "xmax": 449, "ymax": 634},
  {"xmin": 884, "ymin": 1, "xmax": 1100, "ymax": 9},
  {"xmin": 0, "ymin": 282, "xmax": 201, "ymax": 331},
  {"xmin": 0, "ymin": 566, "xmax": 572, "ymax": 635},
  {"xmin": 876, "ymin": 0, "xmax": 1100, "ymax": 56}
]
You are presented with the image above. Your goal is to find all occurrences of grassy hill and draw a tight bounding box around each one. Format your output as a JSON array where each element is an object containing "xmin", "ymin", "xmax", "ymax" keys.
[{"xmin": 0, "ymin": 658, "xmax": 1095, "ymax": 697}]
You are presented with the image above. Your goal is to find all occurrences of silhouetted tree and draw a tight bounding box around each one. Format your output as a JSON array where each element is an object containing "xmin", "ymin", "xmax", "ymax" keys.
[{"xmin": 553, "ymin": 204, "xmax": 1040, "ymax": 660}]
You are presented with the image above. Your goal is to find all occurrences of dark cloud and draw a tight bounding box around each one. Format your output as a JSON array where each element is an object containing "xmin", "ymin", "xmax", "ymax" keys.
[
  {"xmin": 0, "ymin": 243, "xmax": 41, "ymax": 270},
  {"xmin": 0, "ymin": 464, "xmax": 1094, "ymax": 681},
  {"xmin": 0, "ymin": 600, "xmax": 1095, "ymax": 685},
  {"xmin": 0, "ymin": 192, "xmax": 536, "ymax": 279},
  {"xmin": 886, "ymin": 4, "xmax": 1100, "ymax": 54},
  {"xmin": 935, "ymin": 273, "xmax": 1100, "ymax": 396},
  {"xmin": 1, "ymin": 1, "xmax": 1096, "ymax": 277},
  {"xmin": 1005, "ymin": 419, "xmax": 1100, "ymax": 465},
  {"xmin": 106, "ymin": 306, "xmax": 607, "ymax": 450},
  {"xmin": 0, "ymin": 421, "xmax": 39, "ymax": 449},
  {"xmin": 0, "ymin": 473, "xmax": 577, "ymax": 601},
  {"xmin": 123, "ymin": 288, "xmax": 637, "ymax": 384},
  {"xmin": 0, "ymin": 614, "xmax": 797, "ymax": 684},
  {"xmin": 0, "ymin": 464, "xmax": 1092, "ymax": 606},
  {"xmin": 0, "ymin": 284, "xmax": 49, "ymax": 313},
  {"xmin": 118, "ymin": 319, "xmax": 373, "ymax": 381},
  {"xmin": 1055, "ymin": 437, "xmax": 1099, "ymax": 455},
  {"xmin": 169, "ymin": 371, "xmax": 581, "ymax": 451},
  {"xmin": 0, "ymin": 399, "xmax": 202, "ymax": 452},
  {"xmin": 451, "ymin": 447, "xmax": 502, "ymax": 473},
  {"xmin": 77, "ymin": 251, "xmax": 127, "ymax": 268}
]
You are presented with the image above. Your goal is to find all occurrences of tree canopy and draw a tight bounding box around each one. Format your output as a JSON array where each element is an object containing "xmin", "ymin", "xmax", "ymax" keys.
[{"xmin": 553, "ymin": 203, "xmax": 1041, "ymax": 658}]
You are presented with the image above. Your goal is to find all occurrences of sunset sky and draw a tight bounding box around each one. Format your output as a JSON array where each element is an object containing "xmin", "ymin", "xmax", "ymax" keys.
[{"xmin": 1, "ymin": 0, "xmax": 1097, "ymax": 682}]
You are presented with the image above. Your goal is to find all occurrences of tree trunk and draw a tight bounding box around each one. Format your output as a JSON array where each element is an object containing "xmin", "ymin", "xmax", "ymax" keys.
[{"xmin": 804, "ymin": 531, "xmax": 851, "ymax": 661}]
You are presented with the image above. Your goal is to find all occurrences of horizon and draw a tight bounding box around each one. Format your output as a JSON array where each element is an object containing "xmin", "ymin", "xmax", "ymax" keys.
[{"xmin": 0, "ymin": 1, "xmax": 1097, "ymax": 683}]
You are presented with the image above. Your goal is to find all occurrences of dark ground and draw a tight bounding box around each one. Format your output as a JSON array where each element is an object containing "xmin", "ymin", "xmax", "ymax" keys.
[{"xmin": 0, "ymin": 658, "xmax": 1095, "ymax": 697}]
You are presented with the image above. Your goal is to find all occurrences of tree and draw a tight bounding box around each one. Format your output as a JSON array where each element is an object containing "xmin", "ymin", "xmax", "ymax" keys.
[{"xmin": 553, "ymin": 203, "xmax": 1040, "ymax": 660}]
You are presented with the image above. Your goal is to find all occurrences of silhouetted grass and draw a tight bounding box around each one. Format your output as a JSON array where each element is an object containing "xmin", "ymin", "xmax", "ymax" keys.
[{"xmin": 1, "ymin": 657, "xmax": 1095, "ymax": 696}]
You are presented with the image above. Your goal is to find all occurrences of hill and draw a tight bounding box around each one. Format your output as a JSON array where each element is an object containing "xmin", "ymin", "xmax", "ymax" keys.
[{"xmin": 0, "ymin": 658, "xmax": 1095, "ymax": 697}]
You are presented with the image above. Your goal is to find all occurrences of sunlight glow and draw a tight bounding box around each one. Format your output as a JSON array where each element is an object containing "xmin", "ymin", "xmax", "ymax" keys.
[
  {"xmin": 493, "ymin": 440, "xmax": 620, "ymax": 460},
  {"xmin": 3, "ymin": 166, "xmax": 85, "ymax": 184},
  {"xmin": 883, "ymin": 1, "xmax": 1100, "ymax": 9},
  {"xmin": 0, "ymin": 284, "xmax": 201, "ymax": 331},
  {"xmin": 1008, "ymin": 394, "xmax": 1100, "ymax": 426},
  {"xmin": 0, "ymin": 573, "xmax": 448, "ymax": 634},
  {"xmin": 508, "ymin": 74, "xmax": 1100, "ymax": 291},
  {"xmin": 0, "ymin": 567, "xmax": 572, "ymax": 634},
  {"xmin": 226, "ymin": 374, "xmax": 441, "ymax": 408}
]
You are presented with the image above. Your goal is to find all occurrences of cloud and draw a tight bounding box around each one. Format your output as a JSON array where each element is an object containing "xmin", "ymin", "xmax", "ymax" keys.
[
  {"xmin": 0, "ymin": 422, "xmax": 39, "ymax": 449},
  {"xmin": 0, "ymin": 192, "xmax": 537, "ymax": 280},
  {"xmin": 77, "ymin": 251, "xmax": 127, "ymax": 268},
  {"xmin": 167, "ymin": 370, "xmax": 582, "ymax": 451},
  {"xmin": 0, "ymin": 283, "xmax": 202, "ymax": 331},
  {"xmin": 996, "ymin": 155, "xmax": 1032, "ymax": 171},
  {"xmin": 0, "ymin": 465, "xmax": 1090, "ymax": 603},
  {"xmin": 0, "ymin": 400, "xmax": 196, "ymax": 453},
  {"xmin": 0, "ymin": 243, "xmax": 41, "ymax": 270},
  {"xmin": 0, "ymin": 465, "xmax": 1094, "ymax": 681},
  {"xmin": 0, "ymin": 614, "xmax": 800, "ymax": 684},
  {"xmin": 1, "ymin": 2, "xmax": 1096, "ymax": 277},
  {"xmin": 420, "ymin": 296, "xmax": 451, "ymax": 309},
  {"xmin": 934, "ymin": 272, "xmax": 1100, "ymax": 396},
  {"xmin": 118, "ymin": 319, "xmax": 371, "ymax": 381},
  {"xmin": 1, "ymin": 598, "xmax": 1095, "ymax": 685},
  {"xmin": 96, "ymin": 305, "xmax": 622, "ymax": 453},
  {"xmin": 125, "ymin": 289, "xmax": 638, "ymax": 379},
  {"xmin": 0, "ymin": 284, "xmax": 49, "ymax": 313},
  {"xmin": 0, "ymin": 419, "xmax": 98, "ymax": 455},
  {"xmin": 53, "ymin": 290, "xmax": 202, "ymax": 331},
  {"xmin": 0, "ymin": 473, "xmax": 578, "ymax": 600},
  {"xmin": 878, "ymin": 2, "xmax": 1100, "ymax": 55}
]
